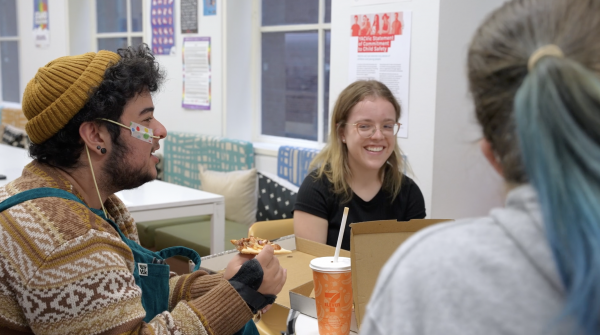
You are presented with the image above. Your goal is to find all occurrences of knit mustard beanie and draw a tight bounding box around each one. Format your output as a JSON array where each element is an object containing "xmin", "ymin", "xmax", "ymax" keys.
[{"xmin": 23, "ymin": 50, "xmax": 121, "ymax": 144}]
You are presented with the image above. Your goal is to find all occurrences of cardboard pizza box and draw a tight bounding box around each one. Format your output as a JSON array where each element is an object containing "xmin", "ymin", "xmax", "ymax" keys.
[
  {"xmin": 201, "ymin": 220, "xmax": 451, "ymax": 332},
  {"xmin": 278, "ymin": 219, "xmax": 451, "ymax": 332},
  {"xmin": 253, "ymin": 237, "xmax": 350, "ymax": 333},
  {"xmin": 350, "ymin": 219, "xmax": 452, "ymax": 328}
]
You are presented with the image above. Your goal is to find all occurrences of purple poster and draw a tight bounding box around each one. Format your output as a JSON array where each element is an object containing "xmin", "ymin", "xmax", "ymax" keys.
[{"xmin": 151, "ymin": 0, "xmax": 175, "ymax": 55}]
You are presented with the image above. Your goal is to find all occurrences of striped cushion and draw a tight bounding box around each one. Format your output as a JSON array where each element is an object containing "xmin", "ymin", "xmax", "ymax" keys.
[
  {"xmin": 277, "ymin": 145, "xmax": 319, "ymax": 187},
  {"xmin": 163, "ymin": 132, "xmax": 255, "ymax": 189}
]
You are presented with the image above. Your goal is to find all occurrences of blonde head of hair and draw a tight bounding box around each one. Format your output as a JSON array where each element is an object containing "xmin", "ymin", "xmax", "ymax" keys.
[{"xmin": 310, "ymin": 80, "xmax": 406, "ymax": 203}]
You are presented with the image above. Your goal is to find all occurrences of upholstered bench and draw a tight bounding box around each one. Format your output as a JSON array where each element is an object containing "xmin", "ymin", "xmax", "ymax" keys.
[
  {"xmin": 142, "ymin": 142, "xmax": 321, "ymax": 257},
  {"xmin": 136, "ymin": 131, "xmax": 255, "ymax": 254}
]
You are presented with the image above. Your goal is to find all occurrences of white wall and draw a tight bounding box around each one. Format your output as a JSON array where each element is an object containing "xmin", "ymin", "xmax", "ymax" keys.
[
  {"xmin": 9, "ymin": 0, "xmax": 507, "ymax": 219},
  {"xmin": 255, "ymin": 152, "xmax": 277, "ymax": 175},
  {"xmin": 430, "ymin": 0, "xmax": 506, "ymax": 219},
  {"xmin": 224, "ymin": 0, "xmax": 253, "ymax": 142},
  {"xmin": 331, "ymin": 0, "xmax": 506, "ymax": 219},
  {"xmin": 16, "ymin": 0, "xmax": 70, "ymax": 101},
  {"xmin": 330, "ymin": 0, "xmax": 442, "ymax": 217},
  {"xmin": 14, "ymin": 0, "xmax": 226, "ymax": 139},
  {"xmin": 147, "ymin": 0, "xmax": 224, "ymax": 137},
  {"xmin": 68, "ymin": 0, "xmax": 91, "ymax": 56}
]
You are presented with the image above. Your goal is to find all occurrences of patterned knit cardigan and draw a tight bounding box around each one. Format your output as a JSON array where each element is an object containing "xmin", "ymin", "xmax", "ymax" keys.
[{"xmin": 0, "ymin": 161, "xmax": 252, "ymax": 335}]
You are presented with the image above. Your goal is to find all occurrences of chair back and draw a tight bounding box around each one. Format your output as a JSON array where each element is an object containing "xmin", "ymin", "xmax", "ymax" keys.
[{"xmin": 248, "ymin": 219, "xmax": 294, "ymax": 241}]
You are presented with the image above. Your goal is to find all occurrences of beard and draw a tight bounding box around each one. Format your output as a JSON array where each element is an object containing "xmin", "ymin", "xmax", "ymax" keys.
[{"xmin": 101, "ymin": 141, "xmax": 156, "ymax": 193}]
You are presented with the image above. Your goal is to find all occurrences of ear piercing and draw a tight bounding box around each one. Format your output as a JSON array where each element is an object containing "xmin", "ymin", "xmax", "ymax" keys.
[
  {"xmin": 342, "ymin": 139, "xmax": 346, "ymax": 143},
  {"xmin": 97, "ymin": 145, "xmax": 107, "ymax": 154}
]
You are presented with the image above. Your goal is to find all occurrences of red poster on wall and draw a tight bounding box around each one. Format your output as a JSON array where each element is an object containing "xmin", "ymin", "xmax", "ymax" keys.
[{"xmin": 348, "ymin": 11, "xmax": 412, "ymax": 138}]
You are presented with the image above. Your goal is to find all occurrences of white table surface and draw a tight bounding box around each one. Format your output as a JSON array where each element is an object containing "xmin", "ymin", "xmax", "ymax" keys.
[
  {"xmin": 0, "ymin": 144, "xmax": 226, "ymax": 254},
  {"xmin": 0, "ymin": 144, "xmax": 32, "ymax": 187},
  {"xmin": 116, "ymin": 180, "xmax": 225, "ymax": 254}
]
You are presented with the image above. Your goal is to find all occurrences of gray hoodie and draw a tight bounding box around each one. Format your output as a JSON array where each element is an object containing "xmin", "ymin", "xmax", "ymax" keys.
[{"xmin": 360, "ymin": 185, "xmax": 573, "ymax": 335}]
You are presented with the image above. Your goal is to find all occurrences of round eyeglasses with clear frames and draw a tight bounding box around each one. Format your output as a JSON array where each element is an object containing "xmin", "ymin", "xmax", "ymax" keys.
[{"xmin": 346, "ymin": 122, "xmax": 401, "ymax": 138}]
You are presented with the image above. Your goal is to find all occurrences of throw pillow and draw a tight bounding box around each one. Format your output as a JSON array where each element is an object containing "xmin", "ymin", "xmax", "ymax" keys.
[
  {"xmin": 2, "ymin": 124, "xmax": 29, "ymax": 148},
  {"xmin": 199, "ymin": 166, "xmax": 258, "ymax": 226},
  {"xmin": 256, "ymin": 171, "xmax": 298, "ymax": 221}
]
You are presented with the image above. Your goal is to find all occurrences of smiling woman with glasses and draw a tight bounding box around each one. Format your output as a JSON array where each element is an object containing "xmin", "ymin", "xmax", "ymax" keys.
[{"xmin": 293, "ymin": 80, "xmax": 426, "ymax": 251}]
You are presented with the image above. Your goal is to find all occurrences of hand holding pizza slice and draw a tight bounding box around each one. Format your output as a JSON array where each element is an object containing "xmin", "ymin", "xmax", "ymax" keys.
[{"xmin": 230, "ymin": 236, "xmax": 292, "ymax": 255}]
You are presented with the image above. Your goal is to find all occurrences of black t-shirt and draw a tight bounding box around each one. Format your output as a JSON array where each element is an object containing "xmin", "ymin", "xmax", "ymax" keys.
[{"xmin": 294, "ymin": 171, "xmax": 426, "ymax": 250}]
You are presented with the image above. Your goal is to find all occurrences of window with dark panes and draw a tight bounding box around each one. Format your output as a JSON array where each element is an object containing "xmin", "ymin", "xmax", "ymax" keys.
[
  {"xmin": 96, "ymin": 0, "xmax": 144, "ymax": 52},
  {"xmin": 0, "ymin": 0, "xmax": 20, "ymax": 103},
  {"xmin": 260, "ymin": 0, "xmax": 331, "ymax": 143}
]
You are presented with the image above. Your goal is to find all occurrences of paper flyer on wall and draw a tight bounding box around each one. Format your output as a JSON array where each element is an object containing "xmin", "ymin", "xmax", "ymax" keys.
[
  {"xmin": 151, "ymin": 0, "xmax": 175, "ymax": 55},
  {"xmin": 182, "ymin": 37, "xmax": 211, "ymax": 110},
  {"xmin": 181, "ymin": 0, "xmax": 198, "ymax": 34},
  {"xmin": 33, "ymin": 0, "xmax": 50, "ymax": 48},
  {"xmin": 348, "ymin": 11, "xmax": 412, "ymax": 138},
  {"xmin": 203, "ymin": 0, "xmax": 216, "ymax": 16}
]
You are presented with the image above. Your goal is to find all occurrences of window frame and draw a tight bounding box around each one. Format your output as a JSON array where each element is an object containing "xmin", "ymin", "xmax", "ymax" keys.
[
  {"xmin": 252, "ymin": 0, "xmax": 331, "ymax": 149},
  {"xmin": 0, "ymin": 0, "xmax": 20, "ymax": 104},
  {"xmin": 91, "ymin": 0, "xmax": 145, "ymax": 52}
]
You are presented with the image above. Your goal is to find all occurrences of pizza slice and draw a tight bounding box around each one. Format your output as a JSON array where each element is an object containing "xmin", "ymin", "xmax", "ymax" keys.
[{"xmin": 230, "ymin": 236, "xmax": 292, "ymax": 255}]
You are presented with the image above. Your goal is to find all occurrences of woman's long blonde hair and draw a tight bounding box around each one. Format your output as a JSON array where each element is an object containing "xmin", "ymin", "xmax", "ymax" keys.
[{"xmin": 310, "ymin": 80, "xmax": 406, "ymax": 203}]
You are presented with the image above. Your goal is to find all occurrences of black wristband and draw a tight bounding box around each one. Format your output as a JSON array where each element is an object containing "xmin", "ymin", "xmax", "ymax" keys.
[
  {"xmin": 229, "ymin": 280, "xmax": 276, "ymax": 314},
  {"xmin": 230, "ymin": 258, "xmax": 263, "ymax": 290}
]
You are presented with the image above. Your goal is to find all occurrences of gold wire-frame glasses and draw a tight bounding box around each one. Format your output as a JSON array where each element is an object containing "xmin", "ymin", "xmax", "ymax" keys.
[{"xmin": 347, "ymin": 122, "xmax": 402, "ymax": 138}]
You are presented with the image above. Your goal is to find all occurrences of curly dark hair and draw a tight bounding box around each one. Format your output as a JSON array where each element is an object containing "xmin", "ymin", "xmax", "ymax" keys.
[{"xmin": 29, "ymin": 44, "xmax": 165, "ymax": 169}]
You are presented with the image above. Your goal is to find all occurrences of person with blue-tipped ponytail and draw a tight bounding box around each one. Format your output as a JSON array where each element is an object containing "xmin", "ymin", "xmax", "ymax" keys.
[{"xmin": 360, "ymin": 0, "xmax": 600, "ymax": 334}]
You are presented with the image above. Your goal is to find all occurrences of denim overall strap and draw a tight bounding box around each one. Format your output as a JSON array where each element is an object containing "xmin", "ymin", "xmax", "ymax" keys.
[
  {"xmin": 91, "ymin": 208, "xmax": 256, "ymax": 333},
  {"xmin": 87, "ymin": 208, "xmax": 171, "ymax": 323},
  {"xmin": 157, "ymin": 246, "xmax": 202, "ymax": 272},
  {"xmin": 233, "ymin": 320, "xmax": 260, "ymax": 335},
  {"xmin": 0, "ymin": 187, "xmax": 84, "ymax": 212},
  {"xmin": 1, "ymin": 188, "xmax": 259, "ymax": 332},
  {"xmin": 0, "ymin": 188, "xmax": 169, "ymax": 322}
]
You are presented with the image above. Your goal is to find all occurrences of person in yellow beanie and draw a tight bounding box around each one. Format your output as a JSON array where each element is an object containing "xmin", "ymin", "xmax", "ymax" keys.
[{"xmin": 0, "ymin": 44, "xmax": 286, "ymax": 335}]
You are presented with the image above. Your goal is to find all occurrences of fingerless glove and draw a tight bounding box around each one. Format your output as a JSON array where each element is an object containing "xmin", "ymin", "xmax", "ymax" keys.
[{"xmin": 228, "ymin": 259, "xmax": 277, "ymax": 313}]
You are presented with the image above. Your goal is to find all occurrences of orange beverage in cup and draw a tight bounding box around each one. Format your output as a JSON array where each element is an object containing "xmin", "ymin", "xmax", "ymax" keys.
[{"xmin": 310, "ymin": 257, "xmax": 353, "ymax": 335}]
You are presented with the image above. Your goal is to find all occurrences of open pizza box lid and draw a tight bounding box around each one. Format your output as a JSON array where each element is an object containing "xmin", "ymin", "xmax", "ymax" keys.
[
  {"xmin": 349, "ymin": 219, "xmax": 453, "ymax": 328},
  {"xmin": 200, "ymin": 219, "xmax": 451, "ymax": 333},
  {"xmin": 251, "ymin": 237, "xmax": 352, "ymax": 333},
  {"xmin": 276, "ymin": 219, "xmax": 451, "ymax": 332}
]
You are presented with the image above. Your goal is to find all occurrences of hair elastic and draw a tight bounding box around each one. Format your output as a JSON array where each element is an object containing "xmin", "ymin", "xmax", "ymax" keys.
[{"xmin": 527, "ymin": 44, "xmax": 564, "ymax": 71}]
